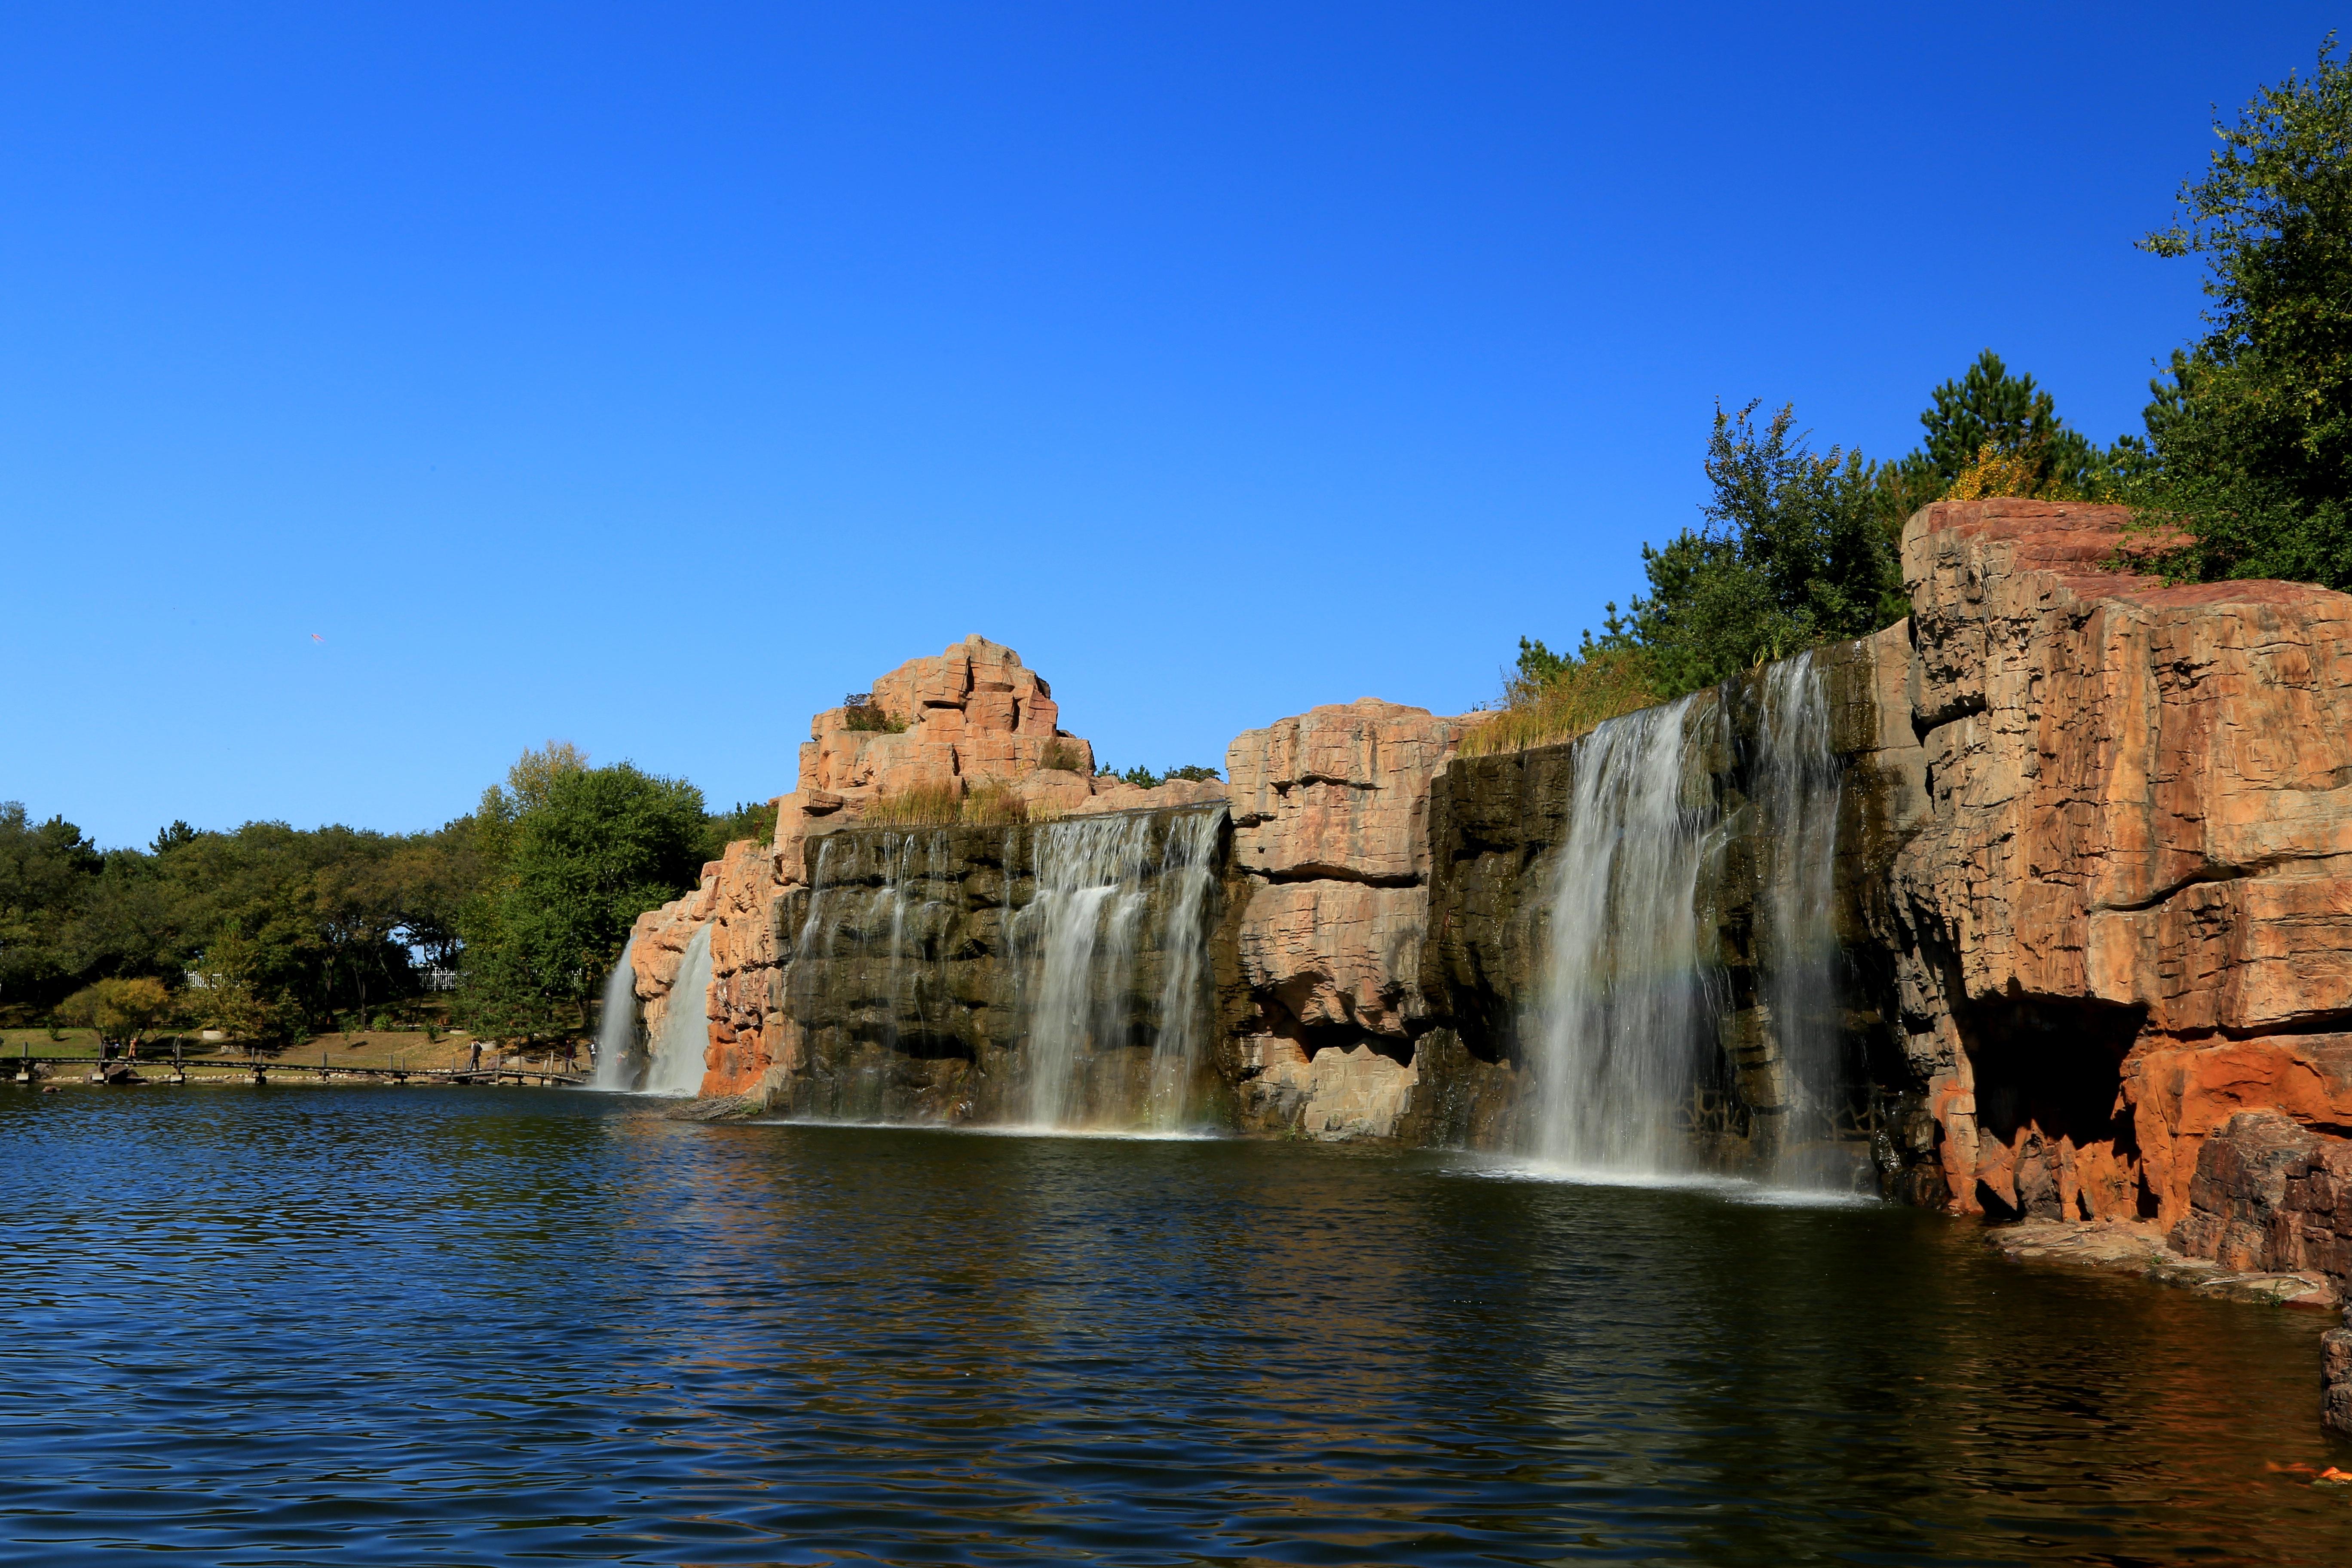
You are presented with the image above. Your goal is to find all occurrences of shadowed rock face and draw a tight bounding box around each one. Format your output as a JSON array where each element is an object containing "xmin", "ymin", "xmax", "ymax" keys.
[
  {"xmin": 1407, "ymin": 628, "xmax": 1931, "ymax": 1177},
  {"xmin": 761, "ymin": 809, "xmax": 1229, "ymax": 1127}
]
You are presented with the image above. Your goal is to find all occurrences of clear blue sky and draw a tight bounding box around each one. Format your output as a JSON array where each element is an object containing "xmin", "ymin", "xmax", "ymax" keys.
[{"xmin": 4, "ymin": 2, "xmax": 2339, "ymax": 847}]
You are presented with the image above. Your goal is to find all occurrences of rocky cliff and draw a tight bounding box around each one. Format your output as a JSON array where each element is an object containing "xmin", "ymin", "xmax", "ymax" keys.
[
  {"xmin": 1874, "ymin": 502, "xmax": 2352, "ymax": 1243},
  {"xmin": 600, "ymin": 503, "xmax": 2352, "ymax": 1432},
  {"xmin": 623, "ymin": 634, "xmax": 1229, "ymax": 1106},
  {"xmin": 1218, "ymin": 699, "xmax": 1471, "ymax": 1139}
]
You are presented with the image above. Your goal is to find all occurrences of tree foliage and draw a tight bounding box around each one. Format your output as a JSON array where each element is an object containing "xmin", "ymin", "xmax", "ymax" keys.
[
  {"xmin": 2128, "ymin": 36, "xmax": 2352, "ymax": 587},
  {"xmin": 1607, "ymin": 401, "xmax": 1900, "ymax": 698},
  {"xmin": 53, "ymin": 977, "xmax": 172, "ymax": 1045},
  {"xmin": 455, "ymin": 748, "xmax": 707, "ymax": 1041},
  {"xmin": 4, "ymin": 742, "xmax": 741, "ymax": 1045}
]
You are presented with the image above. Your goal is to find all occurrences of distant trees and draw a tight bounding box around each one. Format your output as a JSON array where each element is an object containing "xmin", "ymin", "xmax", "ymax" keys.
[{"xmin": 3, "ymin": 742, "xmax": 737, "ymax": 1047}]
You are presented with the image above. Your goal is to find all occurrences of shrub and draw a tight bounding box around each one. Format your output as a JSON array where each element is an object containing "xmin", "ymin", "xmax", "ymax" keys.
[
  {"xmin": 1457, "ymin": 645, "xmax": 1659, "ymax": 758},
  {"xmin": 840, "ymin": 694, "xmax": 906, "ymax": 734},
  {"xmin": 861, "ymin": 782, "xmax": 963, "ymax": 827},
  {"xmin": 959, "ymin": 780, "xmax": 1029, "ymax": 826},
  {"xmin": 1944, "ymin": 441, "xmax": 2050, "ymax": 501},
  {"xmin": 1038, "ymin": 738, "xmax": 1085, "ymax": 772},
  {"xmin": 860, "ymin": 779, "xmax": 1042, "ymax": 827},
  {"xmin": 1164, "ymin": 764, "xmax": 1221, "ymax": 783}
]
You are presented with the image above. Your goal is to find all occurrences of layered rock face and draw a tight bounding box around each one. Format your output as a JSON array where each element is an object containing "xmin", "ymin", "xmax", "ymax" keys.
[
  {"xmin": 1867, "ymin": 501, "xmax": 2352, "ymax": 1237},
  {"xmin": 622, "ymin": 634, "xmax": 1230, "ymax": 1103},
  {"xmin": 1219, "ymin": 699, "xmax": 1472, "ymax": 1139},
  {"xmin": 762, "ymin": 809, "xmax": 1227, "ymax": 1125}
]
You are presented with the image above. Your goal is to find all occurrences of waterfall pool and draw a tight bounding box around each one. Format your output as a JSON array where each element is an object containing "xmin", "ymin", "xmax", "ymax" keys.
[{"xmin": 4, "ymin": 1086, "xmax": 2349, "ymax": 1564}]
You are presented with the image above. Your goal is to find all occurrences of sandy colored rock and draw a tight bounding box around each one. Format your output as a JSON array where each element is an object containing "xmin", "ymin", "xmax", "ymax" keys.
[
  {"xmin": 1231, "ymin": 1034, "xmax": 1419, "ymax": 1140},
  {"xmin": 1874, "ymin": 500, "xmax": 2352, "ymax": 1226},
  {"xmin": 1228, "ymin": 699, "xmax": 1471, "ymax": 882},
  {"xmin": 1223, "ymin": 697, "xmax": 1468, "ymax": 1139},
  {"xmin": 1235, "ymin": 881, "xmax": 1431, "ymax": 1041},
  {"xmin": 800, "ymin": 635, "xmax": 1095, "ymax": 808}
]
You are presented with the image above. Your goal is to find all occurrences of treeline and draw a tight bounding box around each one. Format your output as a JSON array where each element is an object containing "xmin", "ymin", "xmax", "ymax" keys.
[
  {"xmin": 0, "ymin": 745, "xmax": 776, "ymax": 1047},
  {"xmin": 1488, "ymin": 39, "xmax": 2349, "ymax": 748}
]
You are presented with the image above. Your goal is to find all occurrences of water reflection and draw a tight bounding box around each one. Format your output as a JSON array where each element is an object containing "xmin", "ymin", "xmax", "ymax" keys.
[{"xmin": 0, "ymin": 1087, "xmax": 2347, "ymax": 1565}]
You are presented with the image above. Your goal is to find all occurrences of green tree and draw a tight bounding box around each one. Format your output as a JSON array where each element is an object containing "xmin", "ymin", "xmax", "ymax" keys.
[
  {"xmin": 459, "ymin": 747, "xmax": 706, "ymax": 1041},
  {"xmin": 1871, "ymin": 350, "xmax": 2144, "ymax": 525},
  {"xmin": 190, "ymin": 925, "xmax": 303, "ymax": 1046},
  {"xmin": 2129, "ymin": 35, "xmax": 2352, "ymax": 587},
  {"xmin": 699, "ymin": 799, "xmax": 779, "ymax": 863},
  {"xmin": 1620, "ymin": 401, "xmax": 1901, "ymax": 698},
  {"xmin": 0, "ymin": 804, "xmax": 104, "ymax": 1016},
  {"xmin": 54, "ymin": 976, "xmax": 172, "ymax": 1047}
]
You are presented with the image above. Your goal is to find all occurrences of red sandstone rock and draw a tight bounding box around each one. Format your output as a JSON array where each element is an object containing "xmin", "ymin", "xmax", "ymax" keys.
[
  {"xmin": 801, "ymin": 635, "xmax": 1093, "ymax": 809},
  {"xmin": 1887, "ymin": 500, "xmax": 2352, "ymax": 1228}
]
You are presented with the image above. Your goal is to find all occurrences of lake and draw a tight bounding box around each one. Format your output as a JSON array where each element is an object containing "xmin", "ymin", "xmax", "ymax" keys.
[{"xmin": 3, "ymin": 1086, "xmax": 2349, "ymax": 1564}]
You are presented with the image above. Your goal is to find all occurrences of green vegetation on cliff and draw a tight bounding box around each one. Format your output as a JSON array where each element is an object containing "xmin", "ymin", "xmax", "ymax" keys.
[{"xmin": 1499, "ymin": 37, "xmax": 2349, "ymax": 726}]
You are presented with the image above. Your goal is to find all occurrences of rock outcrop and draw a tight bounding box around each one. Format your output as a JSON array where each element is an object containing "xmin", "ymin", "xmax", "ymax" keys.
[
  {"xmin": 2167, "ymin": 1111, "xmax": 2352, "ymax": 1290},
  {"xmin": 1859, "ymin": 500, "xmax": 2352, "ymax": 1231},
  {"xmin": 1219, "ymin": 699, "xmax": 1471, "ymax": 1140},
  {"xmin": 622, "ymin": 635, "xmax": 1230, "ymax": 1102}
]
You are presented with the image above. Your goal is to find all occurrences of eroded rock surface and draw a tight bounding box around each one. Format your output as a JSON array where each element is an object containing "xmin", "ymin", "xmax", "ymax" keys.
[
  {"xmin": 625, "ymin": 635, "xmax": 1226, "ymax": 1100},
  {"xmin": 1221, "ymin": 699, "xmax": 1471, "ymax": 1139},
  {"xmin": 1870, "ymin": 501, "xmax": 2352, "ymax": 1228}
]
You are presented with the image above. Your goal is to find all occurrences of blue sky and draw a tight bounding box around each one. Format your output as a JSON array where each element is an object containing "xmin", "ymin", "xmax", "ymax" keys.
[{"xmin": 3, "ymin": 2, "xmax": 2340, "ymax": 847}]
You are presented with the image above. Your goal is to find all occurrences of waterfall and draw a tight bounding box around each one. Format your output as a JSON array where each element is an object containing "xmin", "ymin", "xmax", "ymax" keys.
[
  {"xmin": 1524, "ymin": 652, "xmax": 1856, "ymax": 1185},
  {"xmin": 1015, "ymin": 809, "xmax": 1220, "ymax": 1130},
  {"xmin": 1146, "ymin": 809, "xmax": 1222, "ymax": 1125},
  {"xmin": 772, "ymin": 806, "xmax": 1223, "ymax": 1129},
  {"xmin": 588, "ymin": 950, "xmax": 638, "ymax": 1090},
  {"xmin": 1529, "ymin": 693, "xmax": 1720, "ymax": 1174},
  {"xmin": 641, "ymin": 922, "xmax": 713, "ymax": 1097},
  {"xmin": 1752, "ymin": 652, "xmax": 1852, "ymax": 1184}
]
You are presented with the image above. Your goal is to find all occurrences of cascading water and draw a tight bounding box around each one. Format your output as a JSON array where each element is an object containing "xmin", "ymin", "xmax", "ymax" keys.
[
  {"xmin": 1146, "ymin": 809, "xmax": 1222, "ymax": 1123},
  {"xmin": 1525, "ymin": 652, "xmax": 1855, "ymax": 1184},
  {"xmin": 641, "ymin": 922, "xmax": 713, "ymax": 1097},
  {"xmin": 1751, "ymin": 651, "xmax": 1853, "ymax": 1184},
  {"xmin": 1014, "ymin": 808, "xmax": 1222, "ymax": 1131},
  {"xmin": 588, "ymin": 950, "xmax": 638, "ymax": 1090},
  {"xmin": 774, "ymin": 806, "xmax": 1222, "ymax": 1130},
  {"xmin": 1528, "ymin": 692, "xmax": 1720, "ymax": 1174}
]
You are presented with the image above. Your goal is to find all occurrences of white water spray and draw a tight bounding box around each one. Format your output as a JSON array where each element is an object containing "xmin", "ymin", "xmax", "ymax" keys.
[
  {"xmin": 1529, "ymin": 693, "xmax": 1719, "ymax": 1173},
  {"xmin": 1016, "ymin": 807, "xmax": 1223, "ymax": 1131},
  {"xmin": 1753, "ymin": 651, "xmax": 1850, "ymax": 1182},
  {"xmin": 641, "ymin": 923, "xmax": 713, "ymax": 1097},
  {"xmin": 589, "ymin": 949, "xmax": 638, "ymax": 1090}
]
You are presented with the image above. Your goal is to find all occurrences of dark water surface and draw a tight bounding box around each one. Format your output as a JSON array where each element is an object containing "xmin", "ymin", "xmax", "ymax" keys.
[{"xmin": 3, "ymin": 1088, "xmax": 2349, "ymax": 1565}]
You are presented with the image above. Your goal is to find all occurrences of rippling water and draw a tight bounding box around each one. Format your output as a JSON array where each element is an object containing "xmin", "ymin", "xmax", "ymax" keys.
[{"xmin": 4, "ymin": 1087, "xmax": 2350, "ymax": 1565}]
